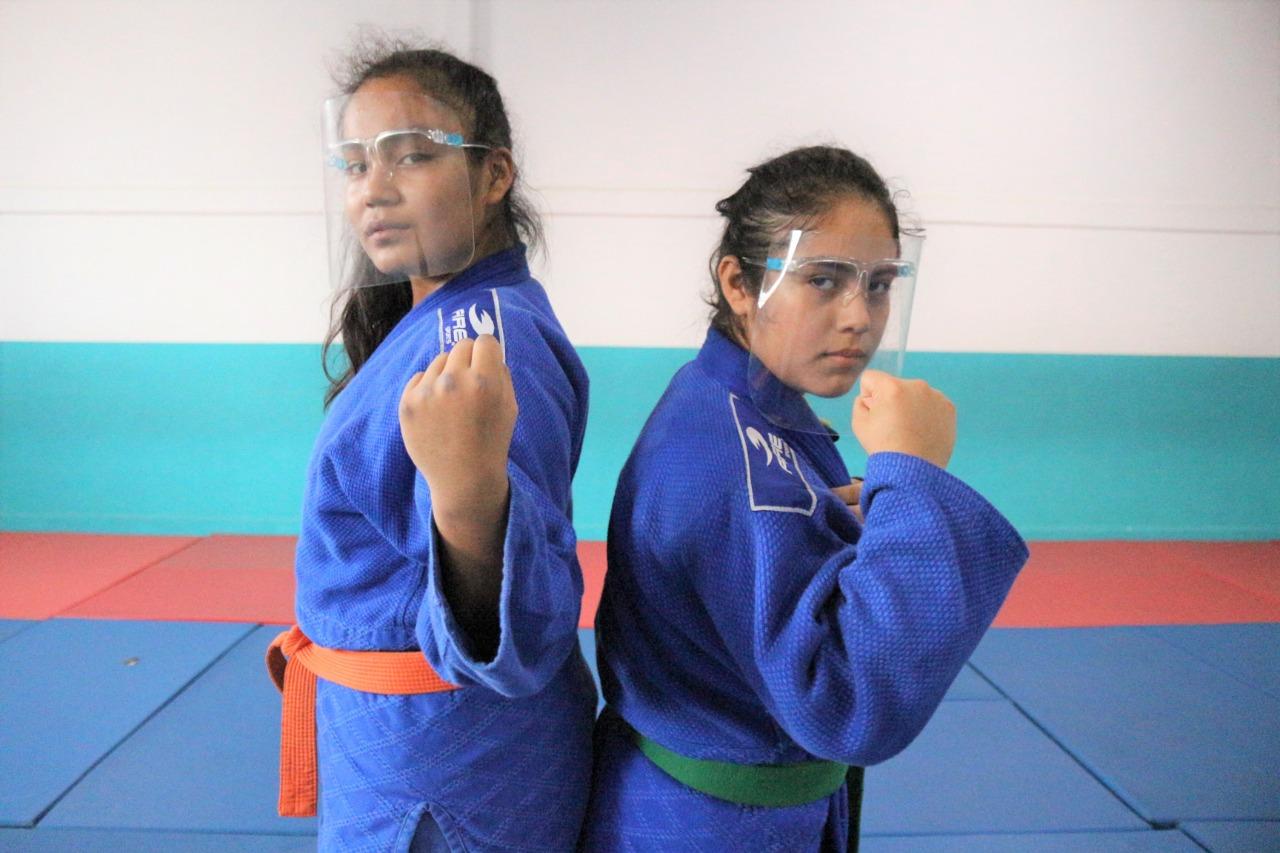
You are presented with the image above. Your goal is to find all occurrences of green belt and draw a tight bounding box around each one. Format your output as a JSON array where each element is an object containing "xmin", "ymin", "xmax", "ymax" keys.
[{"xmin": 633, "ymin": 729, "xmax": 851, "ymax": 808}]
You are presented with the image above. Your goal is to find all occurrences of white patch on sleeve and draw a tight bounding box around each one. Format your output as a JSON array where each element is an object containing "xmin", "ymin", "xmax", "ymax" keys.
[
  {"xmin": 469, "ymin": 303, "xmax": 495, "ymax": 336},
  {"xmin": 729, "ymin": 393, "xmax": 817, "ymax": 516},
  {"xmin": 436, "ymin": 289, "xmax": 507, "ymax": 361}
]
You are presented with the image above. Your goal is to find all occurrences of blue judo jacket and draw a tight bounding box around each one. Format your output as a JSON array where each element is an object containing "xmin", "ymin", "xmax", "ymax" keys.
[
  {"xmin": 294, "ymin": 245, "xmax": 596, "ymax": 852},
  {"xmin": 582, "ymin": 328, "xmax": 1028, "ymax": 851}
]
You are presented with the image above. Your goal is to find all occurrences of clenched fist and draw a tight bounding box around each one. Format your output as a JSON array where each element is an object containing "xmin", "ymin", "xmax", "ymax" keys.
[
  {"xmin": 399, "ymin": 334, "xmax": 517, "ymax": 517},
  {"xmin": 852, "ymin": 370, "xmax": 956, "ymax": 469}
]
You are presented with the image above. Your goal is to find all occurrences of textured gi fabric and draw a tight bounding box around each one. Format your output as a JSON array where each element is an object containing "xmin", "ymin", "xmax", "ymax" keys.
[
  {"xmin": 294, "ymin": 245, "xmax": 596, "ymax": 851},
  {"xmin": 582, "ymin": 328, "xmax": 1029, "ymax": 851}
]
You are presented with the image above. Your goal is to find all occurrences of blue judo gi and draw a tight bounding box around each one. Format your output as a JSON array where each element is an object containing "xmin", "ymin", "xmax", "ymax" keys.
[
  {"xmin": 293, "ymin": 246, "xmax": 596, "ymax": 851},
  {"xmin": 582, "ymin": 328, "xmax": 1029, "ymax": 851}
]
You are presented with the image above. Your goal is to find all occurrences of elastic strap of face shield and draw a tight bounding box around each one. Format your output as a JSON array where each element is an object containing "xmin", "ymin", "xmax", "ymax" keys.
[{"xmin": 756, "ymin": 229, "xmax": 804, "ymax": 309}]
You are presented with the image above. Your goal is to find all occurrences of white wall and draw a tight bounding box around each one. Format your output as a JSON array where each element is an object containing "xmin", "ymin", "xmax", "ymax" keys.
[{"xmin": 2, "ymin": 0, "xmax": 1276, "ymax": 355}]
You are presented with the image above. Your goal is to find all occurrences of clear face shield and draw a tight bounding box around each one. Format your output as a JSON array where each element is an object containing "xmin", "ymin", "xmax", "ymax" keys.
[
  {"xmin": 743, "ymin": 229, "xmax": 923, "ymax": 436},
  {"xmin": 322, "ymin": 91, "xmax": 487, "ymax": 290}
]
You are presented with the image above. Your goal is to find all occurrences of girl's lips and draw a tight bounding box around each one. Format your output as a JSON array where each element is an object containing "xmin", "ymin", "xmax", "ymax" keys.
[
  {"xmin": 826, "ymin": 349, "xmax": 868, "ymax": 359},
  {"xmin": 364, "ymin": 222, "xmax": 410, "ymax": 238}
]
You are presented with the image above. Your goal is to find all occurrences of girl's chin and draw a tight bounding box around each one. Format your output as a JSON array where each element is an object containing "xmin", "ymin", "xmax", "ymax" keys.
[
  {"xmin": 364, "ymin": 246, "xmax": 471, "ymax": 278},
  {"xmin": 364, "ymin": 251, "xmax": 418, "ymax": 276},
  {"xmin": 798, "ymin": 374, "xmax": 861, "ymax": 399}
]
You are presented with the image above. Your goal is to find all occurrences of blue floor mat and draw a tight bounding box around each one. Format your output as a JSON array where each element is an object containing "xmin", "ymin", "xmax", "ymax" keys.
[
  {"xmin": 860, "ymin": 700, "xmax": 1146, "ymax": 835},
  {"xmin": 861, "ymin": 828, "xmax": 1202, "ymax": 852},
  {"xmin": 969, "ymin": 627, "xmax": 1280, "ymax": 823},
  {"xmin": 1150, "ymin": 623, "xmax": 1280, "ymax": 702},
  {"xmin": 578, "ymin": 628, "xmax": 604, "ymax": 713},
  {"xmin": 0, "ymin": 619, "xmax": 34, "ymax": 644},
  {"xmin": 943, "ymin": 664, "xmax": 1002, "ymax": 701},
  {"xmin": 0, "ymin": 619, "xmax": 253, "ymax": 828},
  {"xmin": 1180, "ymin": 821, "xmax": 1280, "ymax": 853},
  {"xmin": 0, "ymin": 828, "xmax": 315, "ymax": 852},
  {"xmin": 40, "ymin": 626, "xmax": 316, "ymax": 835}
]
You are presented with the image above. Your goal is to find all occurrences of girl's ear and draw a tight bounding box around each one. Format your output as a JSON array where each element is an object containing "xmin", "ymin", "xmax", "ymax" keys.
[
  {"xmin": 718, "ymin": 255, "xmax": 754, "ymax": 318},
  {"xmin": 717, "ymin": 255, "xmax": 756, "ymax": 346},
  {"xmin": 480, "ymin": 148, "xmax": 515, "ymax": 205}
]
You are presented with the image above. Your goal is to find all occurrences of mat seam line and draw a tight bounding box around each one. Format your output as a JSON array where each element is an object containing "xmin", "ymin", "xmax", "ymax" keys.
[
  {"xmin": 47, "ymin": 537, "xmax": 209, "ymax": 618},
  {"xmin": 1193, "ymin": 568, "xmax": 1280, "ymax": 609},
  {"xmin": 1152, "ymin": 542, "xmax": 1280, "ymax": 608},
  {"xmin": 964, "ymin": 659, "xmax": 1158, "ymax": 830},
  {"xmin": 28, "ymin": 621, "xmax": 259, "ymax": 827},
  {"xmin": 1147, "ymin": 628, "xmax": 1280, "ymax": 704}
]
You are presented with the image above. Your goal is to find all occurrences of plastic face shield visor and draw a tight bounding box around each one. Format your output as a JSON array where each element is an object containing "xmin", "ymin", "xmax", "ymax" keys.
[
  {"xmin": 322, "ymin": 91, "xmax": 488, "ymax": 290},
  {"xmin": 744, "ymin": 229, "xmax": 923, "ymax": 436}
]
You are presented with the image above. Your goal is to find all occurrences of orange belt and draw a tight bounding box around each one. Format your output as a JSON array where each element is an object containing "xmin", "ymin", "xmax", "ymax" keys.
[{"xmin": 266, "ymin": 625, "xmax": 458, "ymax": 816}]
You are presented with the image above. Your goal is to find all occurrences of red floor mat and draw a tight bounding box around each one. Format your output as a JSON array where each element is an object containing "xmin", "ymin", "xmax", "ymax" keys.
[
  {"xmin": 61, "ymin": 566, "xmax": 296, "ymax": 624},
  {"xmin": 8, "ymin": 534, "xmax": 1277, "ymax": 627},
  {"xmin": 579, "ymin": 540, "xmax": 606, "ymax": 628},
  {"xmin": 0, "ymin": 533, "xmax": 198, "ymax": 619},
  {"xmin": 993, "ymin": 541, "xmax": 1280, "ymax": 627},
  {"xmin": 47, "ymin": 535, "xmax": 612, "ymax": 627},
  {"xmin": 1155, "ymin": 541, "xmax": 1280, "ymax": 602},
  {"xmin": 148, "ymin": 534, "xmax": 298, "ymax": 571}
]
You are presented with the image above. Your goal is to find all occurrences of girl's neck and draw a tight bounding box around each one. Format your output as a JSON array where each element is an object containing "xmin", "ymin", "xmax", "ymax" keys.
[{"xmin": 409, "ymin": 228, "xmax": 513, "ymax": 307}]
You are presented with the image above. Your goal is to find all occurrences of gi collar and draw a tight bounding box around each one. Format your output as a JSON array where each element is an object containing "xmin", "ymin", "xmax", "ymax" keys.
[
  {"xmin": 695, "ymin": 328, "xmax": 826, "ymax": 436},
  {"xmin": 386, "ymin": 243, "xmax": 531, "ymax": 346}
]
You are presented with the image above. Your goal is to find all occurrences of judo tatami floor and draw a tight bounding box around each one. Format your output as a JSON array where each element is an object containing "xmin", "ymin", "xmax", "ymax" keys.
[{"xmin": 0, "ymin": 534, "xmax": 1276, "ymax": 852}]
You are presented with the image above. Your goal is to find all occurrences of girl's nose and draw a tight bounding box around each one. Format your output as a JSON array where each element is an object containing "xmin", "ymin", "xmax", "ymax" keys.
[
  {"xmin": 362, "ymin": 162, "xmax": 401, "ymax": 206},
  {"xmin": 837, "ymin": 283, "xmax": 873, "ymax": 333}
]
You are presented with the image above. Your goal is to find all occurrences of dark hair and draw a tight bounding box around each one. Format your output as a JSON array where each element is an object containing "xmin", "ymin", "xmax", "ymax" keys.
[
  {"xmin": 707, "ymin": 145, "xmax": 904, "ymax": 342},
  {"xmin": 321, "ymin": 35, "xmax": 542, "ymax": 407}
]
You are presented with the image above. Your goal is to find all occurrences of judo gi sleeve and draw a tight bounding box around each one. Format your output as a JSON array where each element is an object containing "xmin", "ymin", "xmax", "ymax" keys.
[
  {"xmin": 705, "ymin": 450, "xmax": 1028, "ymax": 766},
  {"xmin": 414, "ymin": 323, "xmax": 586, "ymax": 698}
]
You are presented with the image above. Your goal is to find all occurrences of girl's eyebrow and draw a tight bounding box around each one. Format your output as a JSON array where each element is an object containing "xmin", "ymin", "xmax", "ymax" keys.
[{"xmin": 800, "ymin": 259, "xmax": 852, "ymax": 271}]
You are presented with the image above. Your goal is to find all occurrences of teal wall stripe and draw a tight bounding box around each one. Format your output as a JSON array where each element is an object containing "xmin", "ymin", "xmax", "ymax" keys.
[{"xmin": 2, "ymin": 342, "xmax": 1276, "ymax": 540}]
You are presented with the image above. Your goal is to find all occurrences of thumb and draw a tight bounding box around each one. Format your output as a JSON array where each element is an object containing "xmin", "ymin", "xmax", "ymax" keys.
[
  {"xmin": 856, "ymin": 369, "xmax": 896, "ymax": 411},
  {"xmin": 858, "ymin": 369, "xmax": 890, "ymax": 398}
]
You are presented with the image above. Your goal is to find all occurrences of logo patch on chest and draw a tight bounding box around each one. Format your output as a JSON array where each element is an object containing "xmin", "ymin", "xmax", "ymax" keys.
[{"xmin": 730, "ymin": 394, "xmax": 817, "ymax": 516}]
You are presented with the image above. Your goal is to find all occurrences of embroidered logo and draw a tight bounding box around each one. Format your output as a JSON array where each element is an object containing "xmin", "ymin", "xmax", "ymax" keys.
[
  {"xmin": 730, "ymin": 394, "xmax": 817, "ymax": 516},
  {"xmin": 437, "ymin": 289, "xmax": 506, "ymax": 355},
  {"xmin": 445, "ymin": 308, "xmax": 469, "ymax": 346},
  {"xmin": 745, "ymin": 427, "xmax": 799, "ymax": 476},
  {"xmin": 745, "ymin": 427, "xmax": 772, "ymax": 466},
  {"xmin": 469, "ymin": 304, "xmax": 496, "ymax": 337}
]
